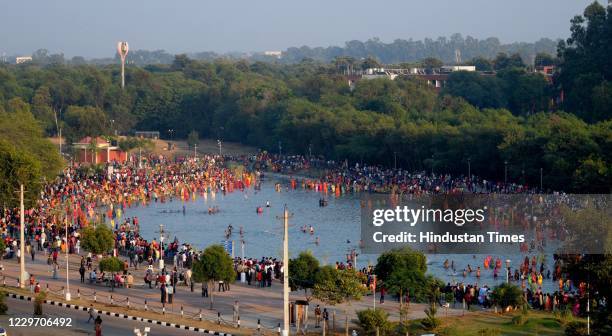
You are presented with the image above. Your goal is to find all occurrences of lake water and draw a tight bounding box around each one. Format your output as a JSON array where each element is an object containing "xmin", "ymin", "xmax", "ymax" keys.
[{"xmin": 120, "ymin": 175, "xmax": 558, "ymax": 292}]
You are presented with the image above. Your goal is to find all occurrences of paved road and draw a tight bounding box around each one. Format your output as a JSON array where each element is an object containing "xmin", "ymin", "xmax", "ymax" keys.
[
  {"xmin": 0, "ymin": 296, "xmax": 207, "ymax": 336},
  {"xmin": 0, "ymin": 253, "xmax": 465, "ymax": 331}
]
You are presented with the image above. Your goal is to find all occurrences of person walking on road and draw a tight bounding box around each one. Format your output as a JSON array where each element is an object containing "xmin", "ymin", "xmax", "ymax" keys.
[
  {"xmin": 87, "ymin": 305, "xmax": 95, "ymax": 323},
  {"xmin": 94, "ymin": 315, "xmax": 102, "ymax": 336},
  {"xmin": 233, "ymin": 300, "xmax": 240, "ymax": 323},
  {"xmin": 79, "ymin": 264, "xmax": 86, "ymax": 283}
]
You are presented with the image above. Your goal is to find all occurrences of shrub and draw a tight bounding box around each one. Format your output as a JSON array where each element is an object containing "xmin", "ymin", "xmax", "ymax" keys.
[
  {"xmin": 490, "ymin": 283, "xmax": 524, "ymax": 312},
  {"xmin": 555, "ymin": 308, "xmax": 574, "ymax": 326},
  {"xmin": 357, "ymin": 308, "xmax": 391, "ymax": 335},
  {"xmin": 477, "ymin": 328, "xmax": 501, "ymax": 336},
  {"xmin": 420, "ymin": 305, "xmax": 440, "ymax": 331},
  {"xmin": 34, "ymin": 291, "xmax": 47, "ymax": 315},
  {"xmin": 511, "ymin": 314, "xmax": 526, "ymax": 326},
  {"xmin": 564, "ymin": 321, "xmax": 588, "ymax": 336},
  {"xmin": 0, "ymin": 290, "xmax": 7, "ymax": 314},
  {"xmin": 98, "ymin": 256, "xmax": 124, "ymax": 273}
]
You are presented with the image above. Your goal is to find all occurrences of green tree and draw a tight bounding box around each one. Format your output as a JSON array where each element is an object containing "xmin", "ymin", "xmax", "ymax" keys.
[
  {"xmin": 374, "ymin": 247, "xmax": 428, "ymax": 321},
  {"xmin": 468, "ymin": 57, "xmax": 494, "ymax": 71},
  {"xmin": 80, "ymin": 225, "xmax": 115, "ymax": 255},
  {"xmin": 490, "ymin": 283, "xmax": 524, "ymax": 312},
  {"xmin": 288, "ymin": 251, "xmax": 319, "ymax": 301},
  {"xmin": 557, "ymin": 1, "xmax": 612, "ymax": 122},
  {"xmin": 357, "ymin": 308, "xmax": 391, "ymax": 336},
  {"xmin": 192, "ymin": 244, "xmax": 235, "ymax": 309},
  {"xmin": 534, "ymin": 52, "xmax": 556, "ymax": 67},
  {"xmin": 0, "ymin": 290, "xmax": 7, "ymax": 314},
  {"xmin": 187, "ymin": 130, "xmax": 199, "ymax": 147},
  {"xmin": 64, "ymin": 105, "xmax": 108, "ymax": 141},
  {"xmin": 494, "ymin": 52, "xmax": 525, "ymax": 71},
  {"xmin": 99, "ymin": 256, "xmax": 124, "ymax": 291},
  {"xmin": 421, "ymin": 57, "xmax": 443, "ymax": 70},
  {"xmin": 313, "ymin": 266, "xmax": 366, "ymax": 336},
  {"xmin": 0, "ymin": 140, "xmax": 42, "ymax": 208}
]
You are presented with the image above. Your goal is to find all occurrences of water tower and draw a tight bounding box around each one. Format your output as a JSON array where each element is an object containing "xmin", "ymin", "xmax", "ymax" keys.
[{"xmin": 117, "ymin": 41, "xmax": 129, "ymax": 88}]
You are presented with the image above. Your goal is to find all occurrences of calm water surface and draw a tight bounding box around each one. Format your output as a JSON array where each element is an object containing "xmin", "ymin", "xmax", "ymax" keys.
[{"xmin": 121, "ymin": 176, "xmax": 557, "ymax": 291}]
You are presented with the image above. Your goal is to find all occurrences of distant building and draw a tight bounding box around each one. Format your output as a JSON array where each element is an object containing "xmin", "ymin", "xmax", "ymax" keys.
[
  {"xmin": 134, "ymin": 131, "xmax": 160, "ymax": 139},
  {"xmin": 440, "ymin": 65, "xmax": 476, "ymax": 72},
  {"xmin": 357, "ymin": 65, "xmax": 477, "ymax": 91},
  {"xmin": 263, "ymin": 51, "xmax": 282, "ymax": 58},
  {"xmin": 361, "ymin": 68, "xmax": 399, "ymax": 80},
  {"xmin": 15, "ymin": 56, "xmax": 32, "ymax": 64},
  {"xmin": 73, "ymin": 136, "xmax": 127, "ymax": 164}
]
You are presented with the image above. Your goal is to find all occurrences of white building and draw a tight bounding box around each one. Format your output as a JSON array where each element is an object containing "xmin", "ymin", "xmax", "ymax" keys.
[
  {"xmin": 264, "ymin": 51, "xmax": 282, "ymax": 59},
  {"xmin": 441, "ymin": 65, "xmax": 476, "ymax": 72},
  {"xmin": 15, "ymin": 56, "xmax": 32, "ymax": 64}
]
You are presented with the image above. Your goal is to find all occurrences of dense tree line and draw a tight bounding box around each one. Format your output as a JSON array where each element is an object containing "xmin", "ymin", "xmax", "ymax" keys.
[
  {"xmin": 0, "ymin": 57, "xmax": 609, "ymax": 192},
  {"xmin": 0, "ymin": 3, "xmax": 609, "ymax": 193},
  {"xmin": 9, "ymin": 33, "xmax": 557, "ymax": 67},
  {"xmin": 282, "ymin": 35, "xmax": 558, "ymax": 65}
]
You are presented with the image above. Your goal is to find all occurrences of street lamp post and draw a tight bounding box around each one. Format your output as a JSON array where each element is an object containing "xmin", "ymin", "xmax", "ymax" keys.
[
  {"xmin": 505, "ymin": 259, "xmax": 511, "ymax": 284},
  {"xmin": 217, "ymin": 139, "xmax": 222, "ymax": 156},
  {"xmin": 110, "ymin": 119, "xmax": 115, "ymax": 136},
  {"xmin": 540, "ymin": 167, "xmax": 543, "ymax": 192},
  {"xmin": 504, "ymin": 161, "xmax": 508, "ymax": 185},
  {"xmin": 278, "ymin": 141, "xmax": 282, "ymax": 157},
  {"xmin": 158, "ymin": 224, "xmax": 164, "ymax": 270},
  {"xmin": 308, "ymin": 143, "xmax": 312, "ymax": 159},
  {"xmin": 167, "ymin": 129, "xmax": 174, "ymax": 142}
]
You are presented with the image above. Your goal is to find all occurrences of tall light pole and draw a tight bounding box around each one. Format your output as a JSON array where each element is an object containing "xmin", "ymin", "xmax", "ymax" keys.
[
  {"xmin": 280, "ymin": 206, "xmax": 290, "ymax": 336},
  {"xmin": 504, "ymin": 160, "xmax": 508, "ymax": 185},
  {"xmin": 278, "ymin": 141, "xmax": 282, "ymax": 158},
  {"xmin": 167, "ymin": 129, "xmax": 174, "ymax": 142},
  {"xmin": 308, "ymin": 143, "xmax": 312, "ymax": 159},
  {"xmin": 18, "ymin": 184, "xmax": 26, "ymax": 288},
  {"xmin": 194, "ymin": 143, "xmax": 197, "ymax": 159},
  {"xmin": 110, "ymin": 119, "xmax": 115, "ymax": 136},
  {"xmin": 217, "ymin": 139, "xmax": 222, "ymax": 156},
  {"xmin": 158, "ymin": 224, "xmax": 164, "ymax": 270}
]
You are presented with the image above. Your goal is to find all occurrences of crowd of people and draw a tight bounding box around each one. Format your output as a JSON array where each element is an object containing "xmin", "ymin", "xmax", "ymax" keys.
[{"xmin": 0, "ymin": 150, "xmax": 603, "ymax": 323}]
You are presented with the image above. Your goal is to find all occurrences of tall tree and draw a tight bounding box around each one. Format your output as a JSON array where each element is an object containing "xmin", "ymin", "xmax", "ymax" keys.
[{"xmin": 192, "ymin": 245, "xmax": 235, "ymax": 309}]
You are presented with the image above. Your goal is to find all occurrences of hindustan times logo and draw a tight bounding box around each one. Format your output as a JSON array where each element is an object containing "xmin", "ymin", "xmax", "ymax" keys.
[{"xmin": 372, "ymin": 205, "xmax": 487, "ymax": 227}]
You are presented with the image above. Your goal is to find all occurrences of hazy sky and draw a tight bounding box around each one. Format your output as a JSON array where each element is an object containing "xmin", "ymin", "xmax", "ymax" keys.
[{"xmin": 0, "ymin": 0, "xmax": 600, "ymax": 58}]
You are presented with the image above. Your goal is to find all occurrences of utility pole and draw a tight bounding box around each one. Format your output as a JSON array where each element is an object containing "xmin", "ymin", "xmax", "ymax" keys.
[
  {"xmin": 281, "ymin": 205, "xmax": 290, "ymax": 336},
  {"xmin": 18, "ymin": 184, "xmax": 26, "ymax": 288},
  {"xmin": 158, "ymin": 224, "xmax": 164, "ymax": 270},
  {"xmin": 59, "ymin": 127, "xmax": 62, "ymax": 156},
  {"xmin": 504, "ymin": 160, "xmax": 508, "ymax": 185},
  {"xmin": 540, "ymin": 167, "xmax": 543, "ymax": 192},
  {"xmin": 65, "ymin": 210, "xmax": 71, "ymax": 301}
]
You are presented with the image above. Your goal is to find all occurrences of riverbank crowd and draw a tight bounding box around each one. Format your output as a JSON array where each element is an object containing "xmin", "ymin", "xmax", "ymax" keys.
[{"xmin": 0, "ymin": 151, "xmax": 604, "ymax": 320}]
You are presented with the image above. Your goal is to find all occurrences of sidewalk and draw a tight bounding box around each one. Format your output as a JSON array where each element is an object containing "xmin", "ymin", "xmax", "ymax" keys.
[{"xmin": 0, "ymin": 252, "xmax": 465, "ymax": 331}]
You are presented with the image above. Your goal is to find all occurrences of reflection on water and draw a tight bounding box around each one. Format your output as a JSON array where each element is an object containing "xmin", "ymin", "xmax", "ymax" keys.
[{"xmin": 121, "ymin": 177, "xmax": 557, "ymax": 292}]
